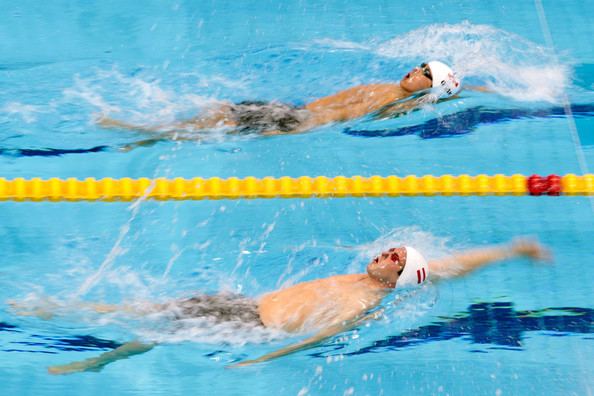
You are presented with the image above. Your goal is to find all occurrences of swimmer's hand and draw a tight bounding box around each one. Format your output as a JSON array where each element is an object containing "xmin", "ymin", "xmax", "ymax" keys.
[
  {"xmin": 510, "ymin": 238, "xmax": 552, "ymax": 262},
  {"xmin": 48, "ymin": 341, "xmax": 154, "ymax": 375}
]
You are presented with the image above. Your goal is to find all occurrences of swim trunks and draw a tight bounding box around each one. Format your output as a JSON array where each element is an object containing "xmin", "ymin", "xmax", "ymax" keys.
[
  {"xmin": 229, "ymin": 100, "xmax": 309, "ymax": 133},
  {"xmin": 172, "ymin": 293, "xmax": 264, "ymax": 327}
]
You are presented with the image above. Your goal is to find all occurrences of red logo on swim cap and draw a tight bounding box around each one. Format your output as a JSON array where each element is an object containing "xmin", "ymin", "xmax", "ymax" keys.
[
  {"xmin": 416, "ymin": 268, "xmax": 427, "ymax": 284},
  {"xmin": 447, "ymin": 72, "xmax": 459, "ymax": 87}
]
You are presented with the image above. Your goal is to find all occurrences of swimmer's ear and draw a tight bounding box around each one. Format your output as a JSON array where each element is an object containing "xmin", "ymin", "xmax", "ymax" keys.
[{"xmin": 227, "ymin": 309, "xmax": 385, "ymax": 368}]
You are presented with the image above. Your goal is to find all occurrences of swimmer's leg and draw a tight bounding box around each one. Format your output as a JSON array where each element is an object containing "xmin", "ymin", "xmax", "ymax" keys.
[
  {"xmin": 48, "ymin": 341, "xmax": 155, "ymax": 375},
  {"xmin": 8, "ymin": 299, "xmax": 161, "ymax": 318},
  {"xmin": 78, "ymin": 301, "xmax": 167, "ymax": 315},
  {"xmin": 96, "ymin": 103, "xmax": 237, "ymax": 134}
]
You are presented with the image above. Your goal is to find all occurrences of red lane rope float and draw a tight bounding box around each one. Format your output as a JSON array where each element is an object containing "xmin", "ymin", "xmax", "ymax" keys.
[
  {"xmin": 0, "ymin": 174, "xmax": 592, "ymax": 201},
  {"xmin": 527, "ymin": 174, "xmax": 563, "ymax": 196}
]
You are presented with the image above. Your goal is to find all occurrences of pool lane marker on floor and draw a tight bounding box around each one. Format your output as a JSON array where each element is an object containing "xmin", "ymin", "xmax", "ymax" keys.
[{"xmin": 0, "ymin": 174, "xmax": 592, "ymax": 201}]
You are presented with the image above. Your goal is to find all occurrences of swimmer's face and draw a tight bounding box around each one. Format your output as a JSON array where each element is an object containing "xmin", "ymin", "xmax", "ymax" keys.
[
  {"xmin": 366, "ymin": 247, "xmax": 407, "ymax": 288},
  {"xmin": 400, "ymin": 63, "xmax": 433, "ymax": 93}
]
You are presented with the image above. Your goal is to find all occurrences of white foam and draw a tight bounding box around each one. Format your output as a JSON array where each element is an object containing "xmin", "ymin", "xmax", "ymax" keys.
[
  {"xmin": 63, "ymin": 75, "xmax": 121, "ymax": 115},
  {"xmin": 1, "ymin": 102, "xmax": 45, "ymax": 123}
]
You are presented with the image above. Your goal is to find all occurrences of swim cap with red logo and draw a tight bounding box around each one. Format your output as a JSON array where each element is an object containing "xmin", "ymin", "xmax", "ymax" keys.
[
  {"xmin": 397, "ymin": 246, "xmax": 429, "ymax": 287},
  {"xmin": 427, "ymin": 61, "xmax": 461, "ymax": 98}
]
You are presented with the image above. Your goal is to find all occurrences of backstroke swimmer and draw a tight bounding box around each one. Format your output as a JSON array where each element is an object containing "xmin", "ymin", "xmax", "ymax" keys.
[
  {"xmin": 11, "ymin": 238, "xmax": 550, "ymax": 374},
  {"xmin": 97, "ymin": 61, "xmax": 484, "ymax": 150}
]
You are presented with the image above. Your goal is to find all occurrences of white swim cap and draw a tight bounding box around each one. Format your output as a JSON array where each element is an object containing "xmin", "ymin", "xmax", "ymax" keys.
[
  {"xmin": 396, "ymin": 246, "xmax": 429, "ymax": 287},
  {"xmin": 427, "ymin": 61, "xmax": 461, "ymax": 98}
]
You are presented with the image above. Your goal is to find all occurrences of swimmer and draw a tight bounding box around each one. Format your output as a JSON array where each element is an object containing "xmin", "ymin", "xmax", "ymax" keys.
[
  {"xmin": 97, "ymin": 61, "xmax": 479, "ymax": 150},
  {"xmin": 15, "ymin": 237, "xmax": 549, "ymax": 374}
]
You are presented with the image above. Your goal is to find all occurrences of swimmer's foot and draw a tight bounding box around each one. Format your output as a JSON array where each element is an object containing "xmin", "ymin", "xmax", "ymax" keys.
[{"xmin": 510, "ymin": 238, "xmax": 552, "ymax": 262}]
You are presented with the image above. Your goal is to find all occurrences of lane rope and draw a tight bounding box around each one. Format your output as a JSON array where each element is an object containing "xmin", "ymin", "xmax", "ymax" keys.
[{"xmin": 0, "ymin": 174, "xmax": 592, "ymax": 201}]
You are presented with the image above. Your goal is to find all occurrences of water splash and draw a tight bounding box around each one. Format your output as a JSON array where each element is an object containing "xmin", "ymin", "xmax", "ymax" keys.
[
  {"xmin": 63, "ymin": 68, "xmax": 223, "ymax": 125},
  {"xmin": 318, "ymin": 22, "xmax": 571, "ymax": 103},
  {"xmin": 75, "ymin": 182, "xmax": 155, "ymax": 297},
  {"xmin": 136, "ymin": 313, "xmax": 285, "ymax": 345},
  {"xmin": 381, "ymin": 23, "xmax": 572, "ymax": 103},
  {"xmin": 1, "ymin": 102, "xmax": 45, "ymax": 123}
]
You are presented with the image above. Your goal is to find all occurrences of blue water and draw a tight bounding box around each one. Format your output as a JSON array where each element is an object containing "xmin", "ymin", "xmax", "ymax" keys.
[{"xmin": 1, "ymin": 1, "xmax": 594, "ymax": 395}]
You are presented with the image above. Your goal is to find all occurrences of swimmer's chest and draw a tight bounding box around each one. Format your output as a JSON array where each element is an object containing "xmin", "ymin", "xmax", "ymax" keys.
[{"xmin": 258, "ymin": 274, "xmax": 385, "ymax": 332}]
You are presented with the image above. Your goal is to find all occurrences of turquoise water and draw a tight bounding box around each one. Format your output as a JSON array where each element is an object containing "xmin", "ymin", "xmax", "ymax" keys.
[{"xmin": 1, "ymin": 1, "xmax": 594, "ymax": 395}]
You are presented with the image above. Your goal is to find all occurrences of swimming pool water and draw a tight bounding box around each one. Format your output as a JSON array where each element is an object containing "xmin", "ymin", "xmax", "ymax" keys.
[{"xmin": 1, "ymin": 1, "xmax": 593, "ymax": 395}]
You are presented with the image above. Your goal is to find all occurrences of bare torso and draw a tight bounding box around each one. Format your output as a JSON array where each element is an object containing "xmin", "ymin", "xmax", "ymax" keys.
[
  {"xmin": 302, "ymin": 83, "xmax": 409, "ymax": 128},
  {"xmin": 258, "ymin": 273, "xmax": 390, "ymax": 333}
]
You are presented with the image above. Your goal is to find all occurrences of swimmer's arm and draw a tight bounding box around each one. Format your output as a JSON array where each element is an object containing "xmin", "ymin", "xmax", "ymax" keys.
[
  {"xmin": 371, "ymin": 97, "xmax": 423, "ymax": 120},
  {"xmin": 47, "ymin": 341, "xmax": 155, "ymax": 375},
  {"xmin": 97, "ymin": 116, "xmax": 180, "ymax": 134},
  {"xmin": 117, "ymin": 134, "xmax": 201, "ymax": 152},
  {"xmin": 428, "ymin": 238, "xmax": 551, "ymax": 280},
  {"xmin": 371, "ymin": 93, "xmax": 460, "ymax": 120},
  {"xmin": 229, "ymin": 309, "xmax": 384, "ymax": 368}
]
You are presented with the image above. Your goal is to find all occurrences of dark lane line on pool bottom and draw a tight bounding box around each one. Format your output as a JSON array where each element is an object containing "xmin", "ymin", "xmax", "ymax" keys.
[
  {"xmin": 310, "ymin": 302, "xmax": 594, "ymax": 358},
  {"xmin": 344, "ymin": 103, "xmax": 594, "ymax": 140},
  {"xmin": 0, "ymin": 145, "xmax": 109, "ymax": 158}
]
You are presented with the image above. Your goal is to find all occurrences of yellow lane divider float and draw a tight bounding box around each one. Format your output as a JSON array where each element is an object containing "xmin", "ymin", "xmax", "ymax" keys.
[{"xmin": 0, "ymin": 174, "xmax": 593, "ymax": 201}]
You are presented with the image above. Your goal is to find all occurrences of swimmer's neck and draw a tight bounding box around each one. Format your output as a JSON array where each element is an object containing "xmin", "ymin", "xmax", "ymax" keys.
[{"xmin": 356, "ymin": 272, "xmax": 396, "ymax": 290}]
